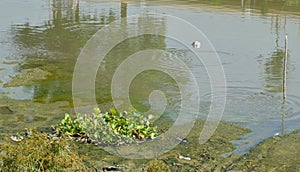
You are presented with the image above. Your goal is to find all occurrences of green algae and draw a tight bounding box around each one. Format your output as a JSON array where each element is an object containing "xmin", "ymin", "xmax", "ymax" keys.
[
  {"xmin": 0, "ymin": 106, "xmax": 13, "ymax": 114},
  {"xmin": 1, "ymin": 95, "xmax": 299, "ymax": 171},
  {"xmin": 232, "ymin": 130, "xmax": 300, "ymax": 171},
  {"xmin": 80, "ymin": 119, "xmax": 300, "ymax": 171},
  {"xmin": 144, "ymin": 160, "xmax": 171, "ymax": 172},
  {"xmin": 0, "ymin": 128, "xmax": 93, "ymax": 171},
  {"xmin": 2, "ymin": 61, "xmax": 19, "ymax": 65},
  {"xmin": 4, "ymin": 68, "xmax": 51, "ymax": 87},
  {"xmin": 0, "ymin": 96, "xmax": 71, "ymax": 136},
  {"xmin": 74, "ymin": 118, "xmax": 250, "ymax": 171}
]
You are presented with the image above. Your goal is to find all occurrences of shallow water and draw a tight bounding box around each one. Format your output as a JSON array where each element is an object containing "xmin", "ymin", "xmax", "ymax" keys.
[{"xmin": 1, "ymin": 0, "xmax": 300, "ymax": 155}]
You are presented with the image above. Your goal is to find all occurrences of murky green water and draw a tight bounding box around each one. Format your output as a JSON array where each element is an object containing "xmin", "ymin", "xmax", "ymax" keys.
[{"xmin": 1, "ymin": 0, "xmax": 300, "ymax": 156}]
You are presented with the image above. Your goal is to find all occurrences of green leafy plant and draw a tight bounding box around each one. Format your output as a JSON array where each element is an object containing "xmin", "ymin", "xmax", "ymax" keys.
[
  {"xmin": 56, "ymin": 108, "xmax": 158, "ymax": 145},
  {"xmin": 104, "ymin": 109, "xmax": 155, "ymax": 138},
  {"xmin": 0, "ymin": 128, "xmax": 93, "ymax": 171},
  {"xmin": 55, "ymin": 113, "xmax": 85, "ymax": 136}
]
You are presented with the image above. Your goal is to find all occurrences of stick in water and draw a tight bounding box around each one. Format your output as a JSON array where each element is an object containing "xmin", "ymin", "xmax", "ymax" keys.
[{"xmin": 282, "ymin": 34, "xmax": 288, "ymax": 135}]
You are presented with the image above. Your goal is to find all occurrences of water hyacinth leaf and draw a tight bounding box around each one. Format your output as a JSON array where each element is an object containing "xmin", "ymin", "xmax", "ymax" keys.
[
  {"xmin": 150, "ymin": 133, "xmax": 156, "ymax": 139},
  {"xmin": 128, "ymin": 123, "xmax": 134, "ymax": 129},
  {"xmin": 94, "ymin": 108, "xmax": 101, "ymax": 114},
  {"xmin": 109, "ymin": 108, "xmax": 117, "ymax": 115},
  {"xmin": 55, "ymin": 108, "xmax": 158, "ymax": 145},
  {"xmin": 93, "ymin": 119, "xmax": 98, "ymax": 127},
  {"xmin": 136, "ymin": 125, "xmax": 143, "ymax": 130}
]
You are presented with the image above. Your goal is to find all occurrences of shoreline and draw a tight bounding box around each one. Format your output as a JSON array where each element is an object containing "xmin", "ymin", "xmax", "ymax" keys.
[{"xmin": 1, "ymin": 96, "xmax": 299, "ymax": 171}]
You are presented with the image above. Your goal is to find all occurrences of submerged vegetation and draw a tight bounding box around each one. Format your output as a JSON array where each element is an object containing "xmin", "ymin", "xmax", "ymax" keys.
[
  {"xmin": 0, "ymin": 0, "xmax": 299, "ymax": 171},
  {"xmin": 0, "ymin": 105, "xmax": 299, "ymax": 171}
]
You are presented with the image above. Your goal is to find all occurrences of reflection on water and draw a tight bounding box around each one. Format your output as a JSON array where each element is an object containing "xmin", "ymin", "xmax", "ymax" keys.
[
  {"xmin": 94, "ymin": 13, "xmax": 167, "ymax": 107},
  {"xmin": 258, "ymin": 15, "xmax": 290, "ymax": 93},
  {"xmin": 148, "ymin": 0, "xmax": 300, "ymax": 16},
  {"xmin": 1, "ymin": 0, "xmax": 300, "ymax": 155},
  {"xmin": 1, "ymin": 0, "xmax": 122, "ymax": 103}
]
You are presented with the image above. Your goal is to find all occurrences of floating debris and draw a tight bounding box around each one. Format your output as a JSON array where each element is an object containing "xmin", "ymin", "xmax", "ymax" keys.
[
  {"xmin": 10, "ymin": 135, "xmax": 24, "ymax": 142},
  {"xmin": 176, "ymin": 137, "xmax": 188, "ymax": 143},
  {"xmin": 179, "ymin": 155, "xmax": 191, "ymax": 161},
  {"xmin": 102, "ymin": 165, "xmax": 123, "ymax": 171},
  {"xmin": 192, "ymin": 41, "xmax": 201, "ymax": 48}
]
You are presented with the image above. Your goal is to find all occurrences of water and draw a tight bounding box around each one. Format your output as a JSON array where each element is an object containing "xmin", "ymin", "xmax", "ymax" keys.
[{"xmin": 1, "ymin": 0, "xmax": 300, "ymax": 155}]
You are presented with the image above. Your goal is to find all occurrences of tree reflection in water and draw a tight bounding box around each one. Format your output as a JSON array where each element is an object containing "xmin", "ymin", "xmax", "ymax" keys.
[{"xmin": 10, "ymin": 0, "xmax": 168, "ymax": 108}]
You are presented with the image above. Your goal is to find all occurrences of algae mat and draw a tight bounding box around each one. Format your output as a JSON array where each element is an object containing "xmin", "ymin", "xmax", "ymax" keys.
[{"xmin": 78, "ymin": 119, "xmax": 300, "ymax": 171}]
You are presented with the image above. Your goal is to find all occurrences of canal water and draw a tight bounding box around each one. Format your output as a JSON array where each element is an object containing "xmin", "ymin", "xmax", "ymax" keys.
[{"xmin": 1, "ymin": 0, "xmax": 300, "ymax": 155}]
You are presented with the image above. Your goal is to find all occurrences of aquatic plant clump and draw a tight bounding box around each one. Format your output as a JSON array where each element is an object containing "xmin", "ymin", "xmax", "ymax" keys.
[
  {"xmin": 56, "ymin": 108, "xmax": 158, "ymax": 145},
  {"xmin": 55, "ymin": 113, "xmax": 85, "ymax": 136},
  {"xmin": 0, "ymin": 128, "xmax": 92, "ymax": 171},
  {"xmin": 144, "ymin": 160, "xmax": 171, "ymax": 172}
]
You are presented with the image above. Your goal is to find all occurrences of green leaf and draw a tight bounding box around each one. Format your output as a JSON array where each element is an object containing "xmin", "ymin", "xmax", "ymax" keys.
[{"xmin": 94, "ymin": 107, "xmax": 101, "ymax": 114}]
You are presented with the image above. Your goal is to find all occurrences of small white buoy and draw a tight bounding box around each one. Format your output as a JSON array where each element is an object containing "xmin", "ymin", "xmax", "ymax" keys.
[{"xmin": 192, "ymin": 41, "xmax": 201, "ymax": 48}]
